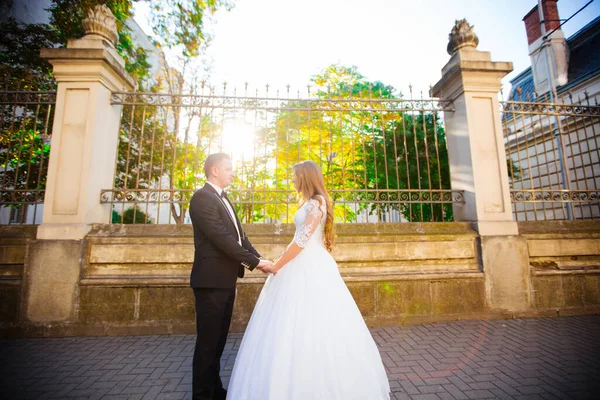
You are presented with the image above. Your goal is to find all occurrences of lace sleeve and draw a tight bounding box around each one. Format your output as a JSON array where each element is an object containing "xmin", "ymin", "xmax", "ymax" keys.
[{"xmin": 293, "ymin": 197, "xmax": 325, "ymax": 248}]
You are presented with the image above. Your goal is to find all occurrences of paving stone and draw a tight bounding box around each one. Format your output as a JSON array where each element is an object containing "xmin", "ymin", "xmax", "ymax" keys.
[{"xmin": 0, "ymin": 315, "xmax": 598, "ymax": 399}]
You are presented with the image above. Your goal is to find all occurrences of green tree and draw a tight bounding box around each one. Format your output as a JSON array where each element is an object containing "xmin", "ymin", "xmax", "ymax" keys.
[
  {"xmin": 360, "ymin": 112, "xmax": 452, "ymax": 222},
  {"xmin": 0, "ymin": 92, "xmax": 54, "ymax": 211},
  {"xmin": 169, "ymin": 141, "xmax": 207, "ymax": 224},
  {"xmin": 256, "ymin": 66, "xmax": 381, "ymax": 222},
  {"xmin": 261, "ymin": 65, "xmax": 453, "ymax": 223},
  {"xmin": 1, "ymin": 1, "xmax": 234, "ymax": 222},
  {"xmin": 1, "ymin": 0, "xmax": 234, "ymax": 88},
  {"xmin": 48, "ymin": 0, "xmax": 233, "ymax": 83},
  {"xmin": 112, "ymin": 206, "xmax": 151, "ymax": 223},
  {"xmin": 0, "ymin": 20, "xmax": 58, "ymax": 90},
  {"xmin": 0, "ymin": 129, "xmax": 51, "ymax": 203}
]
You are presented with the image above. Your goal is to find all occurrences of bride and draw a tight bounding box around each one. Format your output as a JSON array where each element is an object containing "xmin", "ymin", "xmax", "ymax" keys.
[{"xmin": 226, "ymin": 160, "xmax": 390, "ymax": 400}]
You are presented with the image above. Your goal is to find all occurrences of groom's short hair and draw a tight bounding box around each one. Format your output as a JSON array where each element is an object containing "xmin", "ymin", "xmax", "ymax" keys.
[{"xmin": 204, "ymin": 153, "xmax": 231, "ymax": 178}]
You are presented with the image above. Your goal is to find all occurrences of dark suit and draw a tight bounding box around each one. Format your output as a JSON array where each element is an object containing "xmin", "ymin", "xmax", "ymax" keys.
[{"xmin": 189, "ymin": 183, "xmax": 261, "ymax": 400}]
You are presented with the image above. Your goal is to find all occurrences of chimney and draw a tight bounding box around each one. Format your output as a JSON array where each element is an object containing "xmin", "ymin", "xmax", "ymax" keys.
[{"xmin": 522, "ymin": 0, "xmax": 569, "ymax": 97}]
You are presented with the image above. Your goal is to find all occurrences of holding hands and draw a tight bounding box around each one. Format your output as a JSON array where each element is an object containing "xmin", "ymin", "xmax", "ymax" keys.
[
  {"xmin": 256, "ymin": 241, "xmax": 302, "ymax": 276},
  {"xmin": 257, "ymin": 259, "xmax": 279, "ymax": 275}
]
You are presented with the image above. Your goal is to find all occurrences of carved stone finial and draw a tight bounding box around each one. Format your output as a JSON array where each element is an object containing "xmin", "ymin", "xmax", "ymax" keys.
[
  {"xmin": 447, "ymin": 19, "xmax": 479, "ymax": 55},
  {"xmin": 82, "ymin": 5, "xmax": 118, "ymax": 47}
]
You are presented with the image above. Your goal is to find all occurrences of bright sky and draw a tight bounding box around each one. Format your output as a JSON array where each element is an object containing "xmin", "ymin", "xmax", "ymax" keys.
[{"xmin": 133, "ymin": 0, "xmax": 599, "ymax": 97}]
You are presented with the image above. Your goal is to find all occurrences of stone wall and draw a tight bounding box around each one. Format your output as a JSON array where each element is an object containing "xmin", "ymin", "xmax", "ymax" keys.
[
  {"xmin": 0, "ymin": 226, "xmax": 36, "ymax": 324},
  {"xmin": 1, "ymin": 221, "xmax": 599, "ymax": 337},
  {"xmin": 520, "ymin": 221, "xmax": 600, "ymax": 314}
]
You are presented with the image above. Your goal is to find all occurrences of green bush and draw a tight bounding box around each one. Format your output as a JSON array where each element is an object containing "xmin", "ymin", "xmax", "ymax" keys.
[{"xmin": 112, "ymin": 207, "xmax": 152, "ymax": 224}]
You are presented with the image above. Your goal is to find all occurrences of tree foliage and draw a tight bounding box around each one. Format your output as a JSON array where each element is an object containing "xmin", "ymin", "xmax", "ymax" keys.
[
  {"xmin": 112, "ymin": 206, "xmax": 151, "ymax": 224},
  {"xmin": 0, "ymin": 0, "xmax": 233, "ymax": 221},
  {"xmin": 0, "ymin": 95, "xmax": 54, "ymax": 210},
  {"xmin": 149, "ymin": 0, "xmax": 233, "ymax": 58},
  {"xmin": 0, "ymin": 20, "xmax": 58, "ymax": 89},
  {"xmin": 1, "ymin": 0, "xmax": 233, "ymax": 88},
  {"xmin": 0, "ymin": 129, "xmax": 50, "ymax": 193},
  {"xmin": 253, "ymin": 65, "xmax": 453, "ymax": 222},
  {"xmin": 359, "ymin": 111, "xmax": 452, "ymax": 222}
]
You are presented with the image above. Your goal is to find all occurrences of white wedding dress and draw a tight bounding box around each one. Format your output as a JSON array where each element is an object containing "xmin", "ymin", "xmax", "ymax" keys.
[{"xmin": 227, "ymin": 196, "xmax": 390, "ymax": 400}]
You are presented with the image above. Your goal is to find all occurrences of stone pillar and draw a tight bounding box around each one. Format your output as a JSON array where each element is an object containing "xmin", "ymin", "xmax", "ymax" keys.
[
  {"xmin": 23, "ymin": 5, "xmax": 134, "ymax": 324},
  {"xmin": 38, "ymin": 5, "xmax": 134, "ymax": 240},
  {"xmin": 431, "ymin": 20, "xmax": 531, "ymax": 313}
]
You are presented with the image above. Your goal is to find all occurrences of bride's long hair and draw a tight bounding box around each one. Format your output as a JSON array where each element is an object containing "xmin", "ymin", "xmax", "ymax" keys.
[{"xmin": 292, "ymin": 161, "xmax": 335, "ymax": 252}]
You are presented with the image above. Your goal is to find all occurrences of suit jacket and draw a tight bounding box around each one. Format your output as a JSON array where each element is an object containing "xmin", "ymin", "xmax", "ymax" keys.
[{"xmin": 189, "ymin": 183, "xmax": 261, "ymax": 288}]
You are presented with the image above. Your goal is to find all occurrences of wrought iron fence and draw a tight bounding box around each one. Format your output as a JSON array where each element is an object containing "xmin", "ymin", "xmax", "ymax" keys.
[
  {"xmin": 502, "ymin": 92, "xmax": 600, "ymax": 221},
  {"xmin": 0, "ymin": 91, "xmax": 55, "ymax": 225},
  {"xmin": 104, "ymin": 83, "xmax": 463, "ymax": 224}
]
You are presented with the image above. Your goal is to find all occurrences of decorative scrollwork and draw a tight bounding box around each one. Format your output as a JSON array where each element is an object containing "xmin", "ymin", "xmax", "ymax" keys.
[
  {"xmin": 101, "ymin": 189, "xmax": 466, "ymax": 206},
  {"xmin": 0, "ymin": 91, "xmax": 57, "ymax": 105},
  {"xmin": 352, "ymin": 190, "xmax": 464, "ymax": 204},
  {"xmin": 510, "ymin": 190, "xmax": 600, "ymax": 203},
  {"xmin": 501, "ymin": 101, "xmax": 600, "ymax": 118},
  {"xmin": 110, "ymin": 91, "xmax": 455, "ymax": 112},
  {"xmin": 100, "ymin": 189, "xmax": 195, "ymax": 204}
]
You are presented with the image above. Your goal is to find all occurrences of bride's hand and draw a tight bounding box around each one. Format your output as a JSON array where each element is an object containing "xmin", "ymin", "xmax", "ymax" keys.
[{"xmin": 261, "ymin": 264, "xmax": 279, "ymax": 275}]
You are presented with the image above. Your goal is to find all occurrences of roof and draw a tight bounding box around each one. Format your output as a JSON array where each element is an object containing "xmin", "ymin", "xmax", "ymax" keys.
[{"xmin": 507, "ymin": 16, "xmax": 600, "ymax": 102}]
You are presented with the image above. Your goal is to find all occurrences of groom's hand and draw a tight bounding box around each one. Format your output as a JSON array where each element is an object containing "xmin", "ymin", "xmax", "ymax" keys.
[{"xmin": 257, "ymin": 259, "xmax": 274, "ymax": 274}]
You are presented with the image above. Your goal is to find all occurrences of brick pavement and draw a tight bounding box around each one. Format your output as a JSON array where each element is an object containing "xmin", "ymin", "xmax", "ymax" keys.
[{"xmin": 1, "ymin": 315, "xmax": 599, "ymax": 400}]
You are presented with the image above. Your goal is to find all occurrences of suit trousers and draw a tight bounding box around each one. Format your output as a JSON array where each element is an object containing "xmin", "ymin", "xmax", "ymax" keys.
[{"xmin": 192, "ymin": 287, "xmax": 236, "ymax": 400}]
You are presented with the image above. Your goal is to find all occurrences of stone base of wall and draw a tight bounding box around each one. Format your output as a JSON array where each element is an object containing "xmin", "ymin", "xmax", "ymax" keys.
[
  {"xmin": 1, "ymin": 221, "xmax": 599, "ymax": 338},
  {"xmin": 0, "ymin": 226, "xmax": 37, "ymax": 326},
  {"xmin": 521, "ymin": 221, "xmax": 600, "ymax": 315}
]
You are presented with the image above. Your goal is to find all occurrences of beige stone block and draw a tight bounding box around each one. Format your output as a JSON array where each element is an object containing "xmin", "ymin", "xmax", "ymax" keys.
[
  {"xmin": 517, "ymin": 220, "xmax": 600, "ymax": 236},
  {"xmin": 562, "ymin": 276, "xmax": 585, "ymax": 308},
  {"xmin": 431, "ymin": 280, "xmax": 485, "ymax": 314},
  {"xmin": 334, "ymin": 240, "xmax": 476, "ymax": 262},
  {"xmin": 256, "ymin": 244, "xmax": 288, "ymax": 262},
  {"xmin": 38, "ymin": 45, "xmax": 133, "ymax": 238},
  {"xmin": 431, "ymin": 50, "xmax": 514, "ymax": 224},
  {"xmin": 305, "ymin": 221, "xmax": 477, "ymax": 237},
  {"xmin": 529, "ymin": 257, "xmax": 600, "ymax": 271},
  {"xmin": 528, "ymin": 239, "xmax": 600, "ymax": 257},
  {"xmin": 584, "ymin": 275, "xmax": 600, "ymax": 305},
  {"xmin": 376, "ymin": 281, "xmax": 433, "ymax": 316},
  {"xmin": 232, "ymin": 283, "xmax": 263, "ymax": 330},
  {"xmin": 85, "ymin": 263, "xmax": 190, "ymax": 277},
  {"xmin": 89, "ymin": 243, "xmax": 194, "ymax": 263},
  {"xmin": 53, "ymin": 88, "xmax": 88, "ymax": 216},
  {"xmin": 476, "ymin": 221, "xmax": 519, "ymax": 236},
  {"xmin": 24, "ymin": 241, "xmax": 82, "ymax": 323},
  {"xmin": 470, "ymin": 96, "xmax": 507, "ymax": 214},
  {"xmin": 482, "ymin": 236, "xmax": 531, "ymax": 312},
  {"xmin": 79, "ymin": 287, "xmax": 135, "ymax": 323},
  {"xmin": 36, "ymin": 223, "xmax": 92, "ymax": 240},
  {"xmin": 138, "ymin": 287, "xmax": 195, "ymax": 321},
  {"xmin": 0, "ymin": 245, "xmax": 26, "ymax": 264},
  {"xmin": 338, "ymin": 259, "xmax": 479, "ymax": 275},
  {"xmin": 346, "ymin": 283, "xmax": 375, "ymax": 316},
  {"xmin": 532, "ymin": 277, "xmax": 564, "ymax": 310}
]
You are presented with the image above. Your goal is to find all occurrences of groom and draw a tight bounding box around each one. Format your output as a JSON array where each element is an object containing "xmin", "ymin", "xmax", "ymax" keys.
[{"xmin": 189, "ymin": 152, "xmax": 272, "ymax": 400}]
